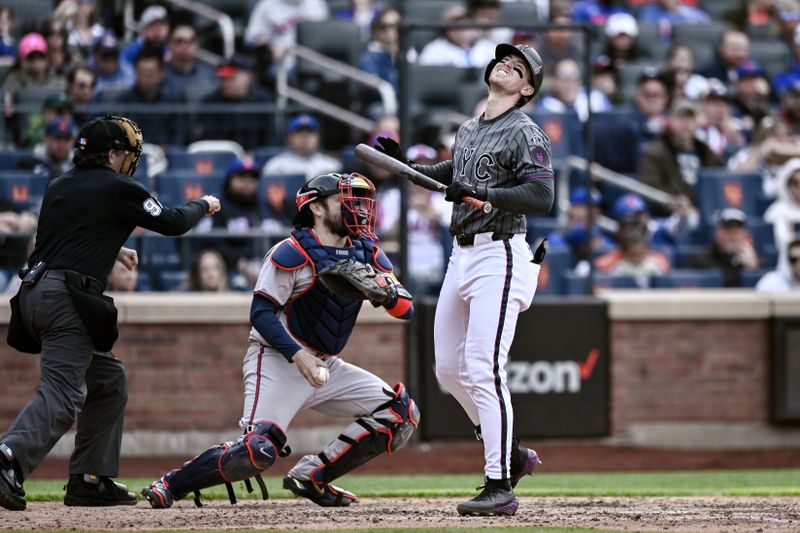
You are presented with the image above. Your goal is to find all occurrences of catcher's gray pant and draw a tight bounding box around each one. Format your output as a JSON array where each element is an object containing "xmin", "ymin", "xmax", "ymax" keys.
[
  {"xmin": 240, "ymin": 342, "xmax": 394, "ymax": 480},
  {"xmin": 2, "ymin": 275, "xmax": 127, "ymax": 480}
]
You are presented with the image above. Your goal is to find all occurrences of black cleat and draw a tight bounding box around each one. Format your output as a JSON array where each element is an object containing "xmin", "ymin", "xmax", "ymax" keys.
[
  {"xmin": 141, "ymin": 479, "xmax": 175, "ymax": 509},
  {"xmin": 509, "ymin": 437, "xmax": 541, "ymax": 488},
  {"xmin": 64, "ymin": 475, "xmax": 138, "ymax": 507},
  {"xmin": 282, "ymin": 474, "xmax": 357, "ymax": 507},
  {"xmin": 0, "ymin": 451, "xmax": 25, "ymax": 511},
  {"xmin": 456, "ymin": 477, "xmax": 518, "ymax": 516}
]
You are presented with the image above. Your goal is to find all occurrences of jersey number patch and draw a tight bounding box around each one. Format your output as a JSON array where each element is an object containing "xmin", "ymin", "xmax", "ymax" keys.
[{"xmin": 143, "ymin": 197, "xmax": 163, "ymax": 217}]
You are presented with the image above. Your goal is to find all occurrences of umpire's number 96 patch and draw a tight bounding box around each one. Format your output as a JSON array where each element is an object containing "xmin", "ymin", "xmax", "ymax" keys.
[{"xmin": 143, "ymin": 197, "xmax": 163, "ymax": 217}]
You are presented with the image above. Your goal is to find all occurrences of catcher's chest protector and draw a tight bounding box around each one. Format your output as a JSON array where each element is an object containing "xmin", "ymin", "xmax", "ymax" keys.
[{"xmin": 286, "ymin": 229, "xmax": 373, "ymax": 355}]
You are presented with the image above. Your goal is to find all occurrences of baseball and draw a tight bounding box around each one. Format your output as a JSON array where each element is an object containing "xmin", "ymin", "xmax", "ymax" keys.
[{"xmin": 316, "ymin": 366, "xmax": 329, "ymax": 384}]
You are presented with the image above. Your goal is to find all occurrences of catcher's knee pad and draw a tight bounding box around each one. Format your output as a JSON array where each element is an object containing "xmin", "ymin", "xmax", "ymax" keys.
[
  {"xmin": 162, "ymin": 421, "xmax": 286, "ymax": 500},
  {"xmin": 313, "ymin": 383, "xmax": 420, "ymax": 484}
]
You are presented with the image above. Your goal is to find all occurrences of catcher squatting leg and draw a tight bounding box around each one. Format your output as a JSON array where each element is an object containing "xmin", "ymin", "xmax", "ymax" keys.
[
  {"xmin": 283, "ymin": 383, "xmax": 420, "ymax": 507},
  {"xmin": 142, "ymin": 421, "xmax": 288, "ymax": 509}
]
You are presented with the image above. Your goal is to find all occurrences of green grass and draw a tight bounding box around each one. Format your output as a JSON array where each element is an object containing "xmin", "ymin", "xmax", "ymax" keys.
[{"xmin": 23, "ymin": 469, "xmax": 800, "ymax": 502}]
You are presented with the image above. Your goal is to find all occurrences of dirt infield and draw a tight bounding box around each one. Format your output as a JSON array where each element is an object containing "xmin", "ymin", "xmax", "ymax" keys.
[{"xmin": 5, "ymin": 496, "xmax": 799, "ymax": 532}]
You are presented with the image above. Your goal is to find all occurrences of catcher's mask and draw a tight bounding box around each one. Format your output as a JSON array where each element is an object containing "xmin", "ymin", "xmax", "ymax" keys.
[
  {"xmin": 293, "ymin": 172, "xmax": 377, "ymax": 239},
  {"xmin": 75, "ymin": 115, "xmax": 144, "ymax": 176}
]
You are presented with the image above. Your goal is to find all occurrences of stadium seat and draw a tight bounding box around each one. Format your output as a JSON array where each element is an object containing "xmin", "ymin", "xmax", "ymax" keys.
[
  {"xmin": 750, "ymin": 40, "xmax": 791, "ymax": 80},
  {"xmin": 155, "ymin": 171, "xmax": 225, "ymax": 206},
  {"xmin": 747, "ymin": 219, "xmax": 775, "ymax": 254},
  {"xmin": 672, "ymin": 21, "xmax": 731, "ymax": 49},
  {"xmin": 590, "ymin": 110, "xmax": 643, "ymax": 173},
  {"xmin": 498, "ymin": 2, "xmax": 539, "ymax": 26},
  {"xmin": 528, "ymin": 111, "xmax": 584, "ymax": 165},
  {"xmin": 253, "ymin": 146, "xmax": 286, "ymax": 169},
  {"xmin": 0, "ymin": 149, "xmax": 33, "ymax": 170},
  {"xmin": 696, "ymin": 169, "xmax": 762, "ymax": 223},
  {"xmin": 404, "ymin": 1, "xmax": 455, "ymax": 52},
  {"xmin": 675, "ymin": 244, "xmax": 708, "ymax": 268},
  {"xmin": 296, "ymin": 20, "xmax": 362, "ymax": 78},
  {"xmin": 156, "ymin": 270, "xmax": 189, "ymax": 291},
  {"xmin": 0, "ymin": 171, "xmax": 48, "ymax": 209},
  {"xmin": 698, "ymin": 0, "xmax": 740, "ymax": 21},
  {"xmin": 740, "ymin": 269, "xmax": 771, "ymax": 288},
  {"xmin": 651, "ymin": 269, "xmax": 724, "ymax": 288},
  {"xmin": 165, "ymin": 149, "xmax": 238, "ymax": 176},
  {"xmin": 259, "ymin": 173, "xmax": 305, "ymax": 225},
  {"xmin": 527, "ymin": 216, "xmax": 563, "ymax": 242},
  {"xmin": 534, "ymin": 246, "xmax": 572, "ymax": 296},
  {"xmin": 563, "ymin": 272, "xmax": 641, "ymax": 295}
]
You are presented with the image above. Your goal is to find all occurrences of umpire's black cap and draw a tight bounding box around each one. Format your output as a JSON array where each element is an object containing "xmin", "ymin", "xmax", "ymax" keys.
[
  {"xmin": 75, "ymin": 115, "xmax": 140, "ymax": 154},
  {"xmin": 484, "ymin": 43, "xmax": 544, "ymax": 103}
]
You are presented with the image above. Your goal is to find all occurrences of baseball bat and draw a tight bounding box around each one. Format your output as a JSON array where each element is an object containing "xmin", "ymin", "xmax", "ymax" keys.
[{"xmin": 354, "ymin": 143, "xmax": 492, "ymax": 213}]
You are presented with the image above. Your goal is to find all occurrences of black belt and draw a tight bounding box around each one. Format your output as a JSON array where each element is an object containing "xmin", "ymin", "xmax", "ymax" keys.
[
  {"xmin": 456, "ymin": 232, "xmax": 514, "ymax": 247},
  {"xmin": 44, "ymin": 270, "xmax": 106, "ymax": 294}
]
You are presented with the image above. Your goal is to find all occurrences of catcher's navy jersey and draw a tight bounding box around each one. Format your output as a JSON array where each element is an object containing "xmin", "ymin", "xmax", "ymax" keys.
[{"xmin": 450, "ymin": 106, "xmax": 553, "ymax": 236}]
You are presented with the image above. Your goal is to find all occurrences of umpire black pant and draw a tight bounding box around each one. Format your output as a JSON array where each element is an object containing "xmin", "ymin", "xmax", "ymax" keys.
[{"xmin": 1, "ymin": 272, "xmax": 127, "ymax": 480}]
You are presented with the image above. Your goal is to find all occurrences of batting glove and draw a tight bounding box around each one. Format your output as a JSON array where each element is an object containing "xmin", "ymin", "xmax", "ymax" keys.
[
  {"xmin": 374, "ymin": 136, "xmax": 406, "ymax": 165},
  {"xmin": 445, "ymin": 181, "xmax": 487, "ymax": 204}
]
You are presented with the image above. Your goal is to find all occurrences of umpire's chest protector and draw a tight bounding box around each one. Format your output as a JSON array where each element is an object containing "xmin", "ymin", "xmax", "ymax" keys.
[{"xmin": 284, "ymin": 229, "xmax": 372, "ymax": 355}]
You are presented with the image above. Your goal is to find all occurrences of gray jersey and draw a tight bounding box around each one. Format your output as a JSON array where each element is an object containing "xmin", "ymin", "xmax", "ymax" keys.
[{"xmin": 450, "ymin": 107, "xmax": 553, "ymax": 236}]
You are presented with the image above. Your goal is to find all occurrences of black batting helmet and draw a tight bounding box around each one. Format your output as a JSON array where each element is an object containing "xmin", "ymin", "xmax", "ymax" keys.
[{"xmin": 484, "ymin": 43, "xmax": 544, "ymax": 106}]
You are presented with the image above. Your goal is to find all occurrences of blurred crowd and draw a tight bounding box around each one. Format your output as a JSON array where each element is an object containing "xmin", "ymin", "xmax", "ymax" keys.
[{"xmin": 0, "ymin": 0, "xmax": 799, "ymax": 295}]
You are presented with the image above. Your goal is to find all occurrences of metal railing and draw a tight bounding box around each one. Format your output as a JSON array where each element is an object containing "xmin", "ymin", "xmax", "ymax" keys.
[{"xmin": 276, "ymin": 45, "xmax": 398, "ymax": 133}]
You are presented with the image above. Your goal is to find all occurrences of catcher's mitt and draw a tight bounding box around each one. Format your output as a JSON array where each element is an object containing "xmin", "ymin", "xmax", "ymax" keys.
[{"xmin": 318, "ymin": 258, "xmax": 396, "ymax": 305}]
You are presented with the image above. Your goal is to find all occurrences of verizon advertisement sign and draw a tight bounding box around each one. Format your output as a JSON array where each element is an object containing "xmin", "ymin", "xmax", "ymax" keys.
[{"xmin": 417, "ymin": 298, "xmax": 609, "ymax": 439}]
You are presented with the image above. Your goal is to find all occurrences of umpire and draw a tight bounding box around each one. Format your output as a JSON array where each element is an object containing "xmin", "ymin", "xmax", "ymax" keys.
[{"xmin": 0, "ymin": 115, "xmax": 221, "ymax": 511}]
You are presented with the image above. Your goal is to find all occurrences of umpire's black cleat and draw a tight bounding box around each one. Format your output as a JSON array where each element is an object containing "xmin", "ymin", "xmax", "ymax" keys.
[
  {"xmin": 282, "ymin": 474, "xmax": 357, "ymax": 507},
  {"xmin": 456, "ymin": 477, "xmax": 518, "ymax": 516},
  {"xmin": 142, "ymin": 479, "xmax": 175, "ymax": 509},
  {"xmin": 64, "ymin": 475, "xmax": 138, "ymax": 507},
  {"xmin": 0, "ymin": 449, "xmax": 25, "ymax": 511},
  {"xmin": 509, "ymin": 437, "xmax": 541, "ymax": 488}
]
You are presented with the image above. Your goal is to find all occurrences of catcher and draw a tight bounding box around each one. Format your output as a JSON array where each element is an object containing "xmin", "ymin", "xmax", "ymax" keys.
[{"xmin": 142, "ymin": 172, "xmax": 418, "ymax": 509}]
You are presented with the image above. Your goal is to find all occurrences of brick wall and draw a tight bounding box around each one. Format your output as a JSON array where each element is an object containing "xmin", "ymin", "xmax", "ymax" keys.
[
  {"xmin": 0, "ymin": 323, "xmax": 406, "ymax": 432},
  {"xmin": 610, "ymin": 320, "xmax": 770, "ymax": 436},
  {"xmin": 0, "ymin": 300, "xmax": 787, "ymax": 445}
]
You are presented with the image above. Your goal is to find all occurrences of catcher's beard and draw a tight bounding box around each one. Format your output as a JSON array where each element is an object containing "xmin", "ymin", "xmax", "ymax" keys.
[{"xmin": 321, "ymin": 202, "xmax": 349, "ymax": 238}]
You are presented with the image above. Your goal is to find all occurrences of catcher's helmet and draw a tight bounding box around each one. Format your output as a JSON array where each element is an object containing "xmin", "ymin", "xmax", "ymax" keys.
[
  {"xmin": 484, "ymin": 43, "xmax": 544, "ymax": 105},
  {"xmin": 293, "ymin": 172, "xmax": 377, "ymax": 239},
  {"xmin": 75, "ymin": 115, "xmax": 143, "ymax": 176}
]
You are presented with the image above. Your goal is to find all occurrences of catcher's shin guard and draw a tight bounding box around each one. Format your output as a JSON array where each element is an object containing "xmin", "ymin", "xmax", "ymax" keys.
[
  {"xmin": 160, "ymin": 421, "xmax": 286, "ymax": 502},
  {"xmin": 302, "ymin": 383, "xmax": 420, "ymax": 485}
]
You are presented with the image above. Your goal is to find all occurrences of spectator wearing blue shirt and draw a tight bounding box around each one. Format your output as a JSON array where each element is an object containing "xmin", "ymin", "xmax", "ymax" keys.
[
  {"xmin": 547, "ymin": 187, "xmax": 614, "ymax": 266},
  {"xmin": 773, "ymin": 26, "xmax": 800, "ymax": 97},
  {"xmin": 358, "ymin": 7, "xmax": 400, "ymax": 115},
  {"xmin": 121, "ymin": 4, "xmax": 169, "ymax": 66},
  {"xmin": 698, "ymin": 30, "xmax": 751, "ymax": 89},
  {"xmin": 638, "ymin": 0, "xmax": 710, "ymax": 34},
  {"xmin": 164, "ymin": 24, "xmax": 218, "ymax": 98},
  {"xmin": 612, "ymin": 193, "xmax": 698, "ymax": 253},
  {"xmin": 571, "ymin": 0, "xmax": 629, "ymax": 25},
  {"xmin": 0, "ymin": 6, "xmax": 16, "ymax": 67},
  {"xmin": 90, "ymin": 32, "xmax": 135, "ymax": 93}
]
